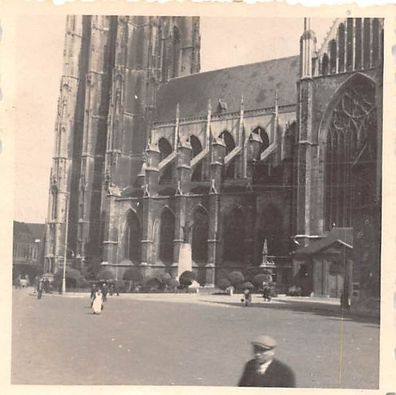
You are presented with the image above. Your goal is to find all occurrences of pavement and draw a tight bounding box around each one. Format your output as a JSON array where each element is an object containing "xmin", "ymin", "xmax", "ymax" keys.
[{"xmin": 11, "ymin": 287, "xmax": 379, "ymax": 388}]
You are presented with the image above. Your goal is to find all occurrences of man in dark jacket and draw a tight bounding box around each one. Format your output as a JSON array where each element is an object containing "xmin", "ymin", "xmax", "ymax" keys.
[{"xmin": 238, "ymin": 335, "xmax": 295, "ymax": 387}]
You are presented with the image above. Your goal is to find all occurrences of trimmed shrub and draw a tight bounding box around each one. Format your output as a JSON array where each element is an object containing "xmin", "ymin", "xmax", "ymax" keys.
[
  {"xmin": 167, "ymin": 278, "xmax": 179, "ymax": 292},
  {"xmin": 217, "ymin": 278, "xmax": 231, "ymax": 291},
  {"xmin": 227, "ymin": 271, "xmax": 245, "ymax": 287},
  {"xmin": 240, "ymin": 281, "xmax": 254, "ymax": 290},
  {"xmin": 54, "ymin": 267, "xmax": 88, "ymax": 290},
  {"xmin": 96, "ymin": 268, "xmax": 115, "ymax": 281},
  {"xmin": 123, "ymin": 267, "xmax": 143, "ymax": 284},
  {"xmin": 179, "ymin": 270, "xmax": 197, "ymax": 288},
  {"xmin": 252, "ymin": 273, "xmax": 272, "ymax": 289},
  {"xmin": 144, "ymin": 277, "xmax": 162, "ymax": 291}
]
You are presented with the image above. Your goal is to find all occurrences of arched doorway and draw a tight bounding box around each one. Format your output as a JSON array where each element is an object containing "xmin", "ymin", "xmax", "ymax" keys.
[
  {"xmin": 222, "ymin": 207, "xmax": 245, "ymax": 263},
  {"xmin": 192, "ymin": 206, "xmax": 209, "ymax": 263},
  {"xmin": 159, "ymin": 208, "xmax": 175, "ymax": 264},
  {"xmin": 124, "ymin": 210, "xmax": 141, "ymax": 263}
]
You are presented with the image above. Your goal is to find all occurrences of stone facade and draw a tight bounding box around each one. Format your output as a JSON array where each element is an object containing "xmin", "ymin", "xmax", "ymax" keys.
[{"xmin": 45, "ymin": 17, "xmax": 383, "ymax": 307}]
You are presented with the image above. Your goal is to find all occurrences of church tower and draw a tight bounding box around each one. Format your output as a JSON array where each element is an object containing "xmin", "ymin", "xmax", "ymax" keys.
[{"xmin": 45, "ymin": 16, "xmax": 200, "ymax": 275}]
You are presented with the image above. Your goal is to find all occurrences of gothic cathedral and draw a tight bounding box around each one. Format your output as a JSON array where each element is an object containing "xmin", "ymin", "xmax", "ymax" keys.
[{"xmin": 45, "ymin": 16, "xmax": 383, "ymax": 312}]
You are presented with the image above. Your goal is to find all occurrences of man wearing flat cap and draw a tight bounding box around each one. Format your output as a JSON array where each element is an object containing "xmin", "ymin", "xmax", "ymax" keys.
[{"xmin": 238, "ymin": 335, "xmax": 295, "ymax": 387}]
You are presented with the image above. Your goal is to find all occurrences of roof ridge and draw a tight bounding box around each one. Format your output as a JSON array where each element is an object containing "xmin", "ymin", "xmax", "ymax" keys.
[{"xmin": 168, "ymin": 54, "xmax": 300, "ymax": 83}]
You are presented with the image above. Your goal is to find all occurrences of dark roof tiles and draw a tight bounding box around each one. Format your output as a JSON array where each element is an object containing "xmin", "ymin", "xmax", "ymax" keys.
[{"xmin": 155, "ymin": 55, "xmax": 300, "ymax": 123}]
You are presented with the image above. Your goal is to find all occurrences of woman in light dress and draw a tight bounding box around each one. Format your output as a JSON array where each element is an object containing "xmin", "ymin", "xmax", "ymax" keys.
[{"xmin": 92, "ymin": 289, "xmax": 103, "ymax": 314}]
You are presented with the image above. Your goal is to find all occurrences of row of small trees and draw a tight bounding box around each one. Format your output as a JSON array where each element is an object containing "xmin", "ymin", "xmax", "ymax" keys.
[
  {"xmin": 51, "ymin": 265, "xmax": 272, "ymax": 293},
  {"xmin": 217, "ymin": 270, "xmax": 273, "ymax": 292}
]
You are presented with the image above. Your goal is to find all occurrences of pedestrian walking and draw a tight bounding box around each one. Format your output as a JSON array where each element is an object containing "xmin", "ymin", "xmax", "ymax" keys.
[
  {"xmin": 101, "ymin": 282, "xmax": 108, "ymax": 302},
  {"xmin": 90, "ymin": 283, "xmax": 97, "ymax": 307},
  {"xmin": 238, "ymin": 335, "xmax": 295, "ymax": 387},
  {"xmin": 241, "ymin": 288, "xmax": 252, "ymax": 307},
  {"xmin": 92, "ymin": 289, "xmax": 104, "ymax": 314},
  {"xmin": 37, "ymin": 278, "xmax": 44, "ymax": 300},
  {"xmin": 262, "ymin": 282, "xmax": 272, "ymax": 302}
]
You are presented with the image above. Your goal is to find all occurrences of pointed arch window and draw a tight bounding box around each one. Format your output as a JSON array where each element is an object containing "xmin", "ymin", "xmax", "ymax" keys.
[
  {"xmin": 372, "ymin": 18, "xmax": 380, "ymax": 65},
  {"xmin": 324, "ymin": 77, "xmax": 376, "ymax": 230},
  {"xmin": 191, "ymin": 135, "xmax": 203, "ymax": 181},
  {"xmin": 124, "ymin": 210, "xmax": 142, "ymax": 263},
  {"xmin": 355, "ymin": 18, "xmax": 362, "ymax": 69},
  {"xmin": 338, "ymin": 23, "xmax": 346, "ymax": 72},
  {"xmin": 172, "ymin": 26, "xmax": 181, "ymax": 78},
  {"xmin": 346, "ymin": 18, "xmax": 354, "ymax": 71},
  {"xmin": 363, "ymin": 19, "xmax": 371, "ymax": 68},
  {"xmin": 192, "ymin": 207, "xmax": 209, "ymax": 262},
  {"xmin": 322, "ymin": 53, "xmax": 329, "ymax": 75},
  {"xmin": 220, "ymin": 130, "xmax": 236, "ymax": 180},
  {"xmin": 252, "ymin": 127, "xmax": 269, "ymax": 160},
  {"xmin": 329, "ymin": 40, "xmax": 337, "ymax": 74},
  {"xmin": 158, "ymin": 137, "xmax": 174, "ymax": 184},
  {"xmin": 159, "ymin": 208, "xmax": 175, "ymax": 263},
  {"xmin": 223, "ymin": 207, "xmax": 245, "ymax": 262}
]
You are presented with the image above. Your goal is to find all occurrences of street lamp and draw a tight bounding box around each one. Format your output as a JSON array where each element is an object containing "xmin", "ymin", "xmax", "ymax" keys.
[{"xmin": 62, "ymin": 197, "xmax": 69, "ymax": 294}]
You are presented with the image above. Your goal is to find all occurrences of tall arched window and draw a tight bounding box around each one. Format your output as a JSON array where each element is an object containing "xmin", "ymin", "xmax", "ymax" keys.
[
  {"xmin": 372, "ymin": 18, "xmax": 380, "ymax": 65},
  {"xmin": 324, "ymin": 77, "xmax": 376, "ymax": 230},
  {"xmin": 252, "ymin": 127, "xmax": 269, "ymax": 160},
  {"xmin": 346, "ymin": 18, "xmax": 354, "ymax": 71},
  {"xmin": 124, "ymin": 210, "xmax": 141, "ymax": 263},
  {"xmin": 338, "ymin": 23, "xmax": 346, "ymax": 72},
  {"xmin": 363, "ymin": 18, "xmax": 371, "ymax": 68},
  {"xmin": 159, "ymin": 208, "xmax": 175, "ymax": 263},
  {"xmin": 355, "ymin": 18, "xmax": 362, "ymax": 70},
  {"xmin": 322, "ymin": 53, "xmax": 329, "ymax": 75},
  {"xmin": 220, "ymin": 130, "xmax": 236, "ymax": 179},
  {"xmin": 192, "ymin": 207, "xmax": 209, "ymax": 262},
  {"xmin": 329, "ymin": 40, "xmax": 337, "ymax": 74},
  {"xmin": 158, "ymin": 137, "xmax": 174, "ymax": 184},
  {"xmin": 191, "ymin": 135, "xmax": 203, "ymax": 181},
  {"xmin": 223, "ymin": 207, "xmax": 245, "ymax": 262},
  {"xmin": 172, "ymin": 26, "xmax": 181, "ymax": 78}
]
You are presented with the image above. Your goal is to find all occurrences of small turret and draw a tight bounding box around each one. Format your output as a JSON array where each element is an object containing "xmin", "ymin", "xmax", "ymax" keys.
[{"xmin": 300, "ymin": 18, "xmax": 317, "ymax": 79}]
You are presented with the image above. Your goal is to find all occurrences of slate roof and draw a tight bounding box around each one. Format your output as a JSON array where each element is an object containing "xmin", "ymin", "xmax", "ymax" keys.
[
  {"xmin": 294, "ymin": 228, "xmax": 353, "ymax": 257},
  {"xmin": 155, "ymin": 55, "xmax": 300, "ymax": 123},
  {"xmin": 13, "ymin": 221, "xmax": 45, "ymax": 242}
]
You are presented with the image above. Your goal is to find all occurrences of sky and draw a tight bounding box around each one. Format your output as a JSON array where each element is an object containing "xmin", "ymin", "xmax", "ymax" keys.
[{"xmin": 13, "ymin": 16, "xmax": 332, "ymax": 223}]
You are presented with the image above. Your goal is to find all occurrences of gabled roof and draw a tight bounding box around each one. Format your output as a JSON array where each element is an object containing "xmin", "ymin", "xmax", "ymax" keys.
[
  {"xmin": 155, "ymin": 55, "xmax": 300, "ymax": 123},
  {"xmin": 294, "ymin": 227, "xmax": 353, "ymax": 257}
]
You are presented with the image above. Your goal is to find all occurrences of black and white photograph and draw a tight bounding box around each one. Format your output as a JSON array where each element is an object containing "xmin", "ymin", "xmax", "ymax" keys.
[{"xmin": 1, "ymin": 3, "xmax": 395, "ymax": 393}]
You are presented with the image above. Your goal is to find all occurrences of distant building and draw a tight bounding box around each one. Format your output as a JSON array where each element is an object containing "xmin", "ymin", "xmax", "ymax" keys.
[
  {"xmin": 13, "ymin": 221, "xmax": 45, "ymax": 283},
  {"xmin": 45, "ymin": 16, "xmax": 382, "ymax": 313}
]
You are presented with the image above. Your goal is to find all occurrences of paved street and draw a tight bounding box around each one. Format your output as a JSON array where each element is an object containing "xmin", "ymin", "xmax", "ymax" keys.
[{"xmin": 11, "ymin": 288, "xmax": 379, "ymax": 388}]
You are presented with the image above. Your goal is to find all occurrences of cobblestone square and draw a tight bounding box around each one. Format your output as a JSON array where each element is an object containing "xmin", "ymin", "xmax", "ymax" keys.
[{"xmin": 11, "ymin": 289, "xmax": 379, "ymax": 388}]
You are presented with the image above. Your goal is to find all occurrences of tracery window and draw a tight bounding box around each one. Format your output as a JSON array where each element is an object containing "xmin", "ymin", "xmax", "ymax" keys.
[{"xmin": 324, "ymin": 79, "xmax": 376, "ymax": 230}]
